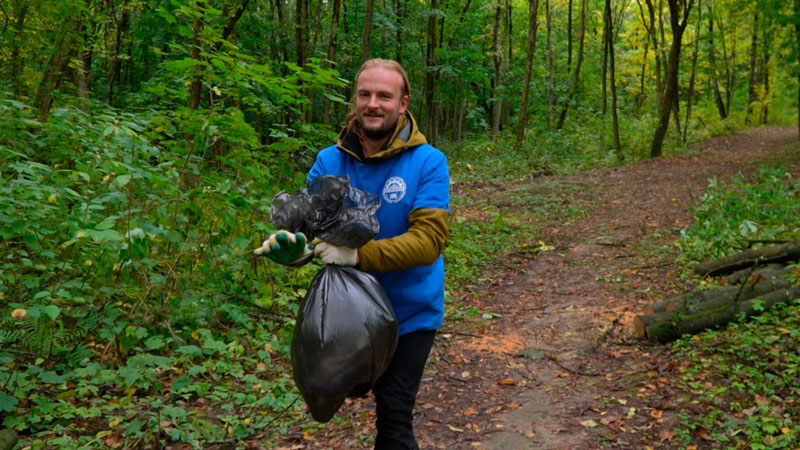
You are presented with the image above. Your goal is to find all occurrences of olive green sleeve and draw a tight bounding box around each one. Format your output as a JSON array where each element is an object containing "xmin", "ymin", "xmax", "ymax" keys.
[{"xmin": 357, "ymin": 208, "xmax": 449, "ymax": 273}]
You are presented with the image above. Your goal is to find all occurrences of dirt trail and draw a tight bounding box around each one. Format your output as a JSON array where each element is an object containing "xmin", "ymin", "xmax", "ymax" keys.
[{"xmin": 278, "ymin": 127, "xmax": 799, "ymax": 449}]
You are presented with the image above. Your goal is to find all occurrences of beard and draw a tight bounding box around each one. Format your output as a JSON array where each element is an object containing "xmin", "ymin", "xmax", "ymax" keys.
[{"xmin": 358, "ymin": 117, "xmax": 398, "ymax": 141}]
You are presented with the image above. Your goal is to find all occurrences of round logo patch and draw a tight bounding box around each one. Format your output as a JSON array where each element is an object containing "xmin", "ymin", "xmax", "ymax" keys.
[{"xmin": 382, "ymin": 177, "xmax": 407, "ymax": 203}]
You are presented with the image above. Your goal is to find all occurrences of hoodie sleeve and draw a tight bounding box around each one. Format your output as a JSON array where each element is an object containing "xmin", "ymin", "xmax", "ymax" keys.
[{"xmin": 357, "ymin": 208, "xmax": 449, "ymax": 273}]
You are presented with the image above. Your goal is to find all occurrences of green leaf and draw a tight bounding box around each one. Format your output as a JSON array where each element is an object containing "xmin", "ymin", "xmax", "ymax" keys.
[
  {"xmin": 43, "ymin": 305, "xmax": 61, "ymax": 320},
  {"xmin": 38, "ymin": 371, "xmax": 66, "ymax": 384},
  {"xmin": 0, "ymin": 392, "xmax": 18, "ymax": 412},
  {"xmin": 177, "ymin": 345, "xmax": 202, "ymax": 357}
]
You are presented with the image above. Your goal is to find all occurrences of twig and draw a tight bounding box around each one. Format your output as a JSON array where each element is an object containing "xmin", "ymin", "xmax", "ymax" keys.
[
  {"xmin": 543, "ymin": 353, "xmax": 601, "ymax": 377},
  {"xmin": 591, "ymin": 308, "xmax": 627, "ymax": 352},
  {"xmin": 163, "ymin": 319, "xmax": 186, "ymax": 345},
  {"xmin": 595, "ymin": 241, "xmax": 627, "ymax": 247}
]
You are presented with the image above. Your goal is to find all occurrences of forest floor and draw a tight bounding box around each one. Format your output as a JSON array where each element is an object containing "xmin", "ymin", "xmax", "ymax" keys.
[{"xmin": 274, "ymin": 126, "xmax": 800, "ymax": 450}]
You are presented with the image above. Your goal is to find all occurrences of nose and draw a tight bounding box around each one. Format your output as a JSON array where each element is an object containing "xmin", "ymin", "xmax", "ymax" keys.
[{"xmin": 367, "ymin": 94, "xmax": 380, "ymax": 108}]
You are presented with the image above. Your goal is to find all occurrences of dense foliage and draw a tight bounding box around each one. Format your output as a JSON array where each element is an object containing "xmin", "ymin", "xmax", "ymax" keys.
[
  {"xmin": 668, "ymin": 163, "xmax": 800, "ymax": 449},
  {"xmin": 1, "ymin": 0, "xmax": 799, "ymax": 447}
]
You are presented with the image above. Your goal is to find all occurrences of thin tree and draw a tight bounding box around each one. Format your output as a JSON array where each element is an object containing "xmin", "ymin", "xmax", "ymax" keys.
[
  {"xmin": 322, "ymin": 0, "xmax": 341, "ymax": 125},
  {"xmin": 605, "ymin": 0, "xmax": 622, "ymax": 157},
  {"xmin": 746, "ymin": 7, "xmax": 759, "ymax": 124},
  {"xmin": 425, "ymin": 0, "xmax": 438, "ymax": 144},
  {"xmin": 684, "ymin": 0, "xmax": 702, "ymax": 142},
  {"xmin": 361, "ymin": 0, "xmax": 374, "ymax": 64},
  {"xmin": 515, "ymin": 0, "xmax": 540, "ymax": 147},
  {"xmin": 650, "ymin": 0, "xmax": 695, "ymax": 158},
  {"xmin": 490, "ymin": 0, "xmax": 503, "ymax": 134},
  {"xmin": 796, "ymin": 0, "xmax": 800, "ymax": 138},
  {"xmin": 706, "ymin": 0, "xmax": 727, "ymax": 119},
  {"xmin": 546, "ymin": 0, "xmax": 555, "ymax": 128},
  {"xmin": 556, "ymin": 0, "xmax": 587, "ymax": 129}
]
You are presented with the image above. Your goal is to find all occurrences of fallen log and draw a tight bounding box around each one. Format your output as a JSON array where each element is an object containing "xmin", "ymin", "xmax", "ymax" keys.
[
  {"xmin": 641, "ymin": 287, "xmax": 800, "ymax": 343},
  {"xmin": 693, "ymin": 241, "xmax": 800, "ymax": 277},
  {"xmin": 725, "ymin": 263, "xmax": 786, "ymax": 285},
  {"xmin": 666, "ymin": 278, "xmax": 790, "ymax": 312},
  {"xmin": 642, "ymin": 297, "xmax": 675, "ymax": 315}
]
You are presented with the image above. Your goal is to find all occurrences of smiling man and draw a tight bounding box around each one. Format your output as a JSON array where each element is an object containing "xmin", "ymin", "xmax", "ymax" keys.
[{"xmin": 256, "ymin": 59, "xmax": 450, "ymax": 449}]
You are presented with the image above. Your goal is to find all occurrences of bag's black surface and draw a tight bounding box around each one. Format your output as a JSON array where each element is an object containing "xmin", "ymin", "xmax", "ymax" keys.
[
  {"xmin": 271, "ymin": 175, "xmax": 380, "ymax": 247},
  {"xmin": 291, "ymin": 266, "xmax": 398, "ymax": 422}
]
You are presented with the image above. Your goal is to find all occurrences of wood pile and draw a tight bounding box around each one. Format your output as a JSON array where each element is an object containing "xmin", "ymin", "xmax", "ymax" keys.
[{"xmin": 635, "ymin": 241, "xmax": 800, "ymax": 343}]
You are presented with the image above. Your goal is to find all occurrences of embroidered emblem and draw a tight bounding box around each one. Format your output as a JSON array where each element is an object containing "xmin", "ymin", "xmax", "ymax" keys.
[{"xmin": 382, "ymin": 177, "xmax": 407, "ymax": 203}]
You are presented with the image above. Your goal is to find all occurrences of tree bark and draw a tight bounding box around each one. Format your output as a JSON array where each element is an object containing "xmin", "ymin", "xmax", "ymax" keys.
[
  {"xmin": 601, "ymin": 0, "xmax": 609, "ymax": 115},
  {"xmin": 8, "ymin": 0, "xmax": 29, "ymax": 96},
  {"xmin": 567, "ymin": 0, "xmax": 573, "ymax": 73},
  {"xmin": 34, "ymin": 17, "xmax": 79, "ymax": 120},
  {"xmin": 706, "ymin": 0, "xmax": 727, "ymax": 119},
  {"xmin": 395, "ymin": 0, "xmax": 405, "ymax": 63},
  {"xmin": 693, "ymin": 241, "xmax": 800, "ymax": 278},
  {"xmin": 188, "ymin": 2, "xmax": 205, "ymax": 111},
  {"xmin": 650, "ymin": 0, "xmax": 694, "ymax": 158},
  {"xmin": 746, "ymin": 8, "xmax": 759, "ymax": 124},
  {"xmin": 515, "ymin": 0, "xmax": 540, "ymax": 147},
  {"xmin": 108, "ymin": 0, "xmax": 130, "ymax": 107},
  {"xmin": 490, "ymin": 0, "xmax": 502, "ymax": 134},
  {"xmin": 683, "ymin": 0, "xmax": 701, "ymax": 142},
  {"xmin": 796, "ymin": 0, "xmax": 800, "ymax": 138},
  {"xmin": 425, "ymin": 0, "xmax": 438, "ymax": 144},
  {"xmin": 322, "ymin": 0, "xmax": 341, "ymax": 126},
  {"xmin": 555, "ymin": 0, "xmax": 587, "ymax": 130},
  {"xmin": 606, "ymin": 0, "xmax": 621, "ymax": 157},
  {"xmin": 361, "ymin": 0, "xmax": 374, "ymax": 64}
]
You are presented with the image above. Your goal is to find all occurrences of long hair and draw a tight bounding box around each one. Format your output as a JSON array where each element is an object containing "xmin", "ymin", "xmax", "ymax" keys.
[{"xmin": 343, "ymin": 59, "xmax": 411, "ymax": 131}]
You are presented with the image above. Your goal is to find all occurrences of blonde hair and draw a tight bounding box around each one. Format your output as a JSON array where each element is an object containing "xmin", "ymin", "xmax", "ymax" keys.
[{"xmin": 343, "ymin": 59, "xmax": 411, "ymax": 131}]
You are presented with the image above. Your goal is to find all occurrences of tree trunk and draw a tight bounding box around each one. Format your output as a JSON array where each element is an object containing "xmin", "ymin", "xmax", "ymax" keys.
[
  {"xmin": 760, "ymin": 51, "xmax": 770, "ymax": 124},
  {"xmin": 425, "ymin": 0, "xmax": 438, "ymax": 144},
  {"xmin": 491, "ymin": 1, "xmax": 502, "ymax": 134},
  {"xmin": 322, "ymin": 0, "xmax": 341, "ymax": 126},
  {"xmin": 361, "ymin": 0, "xmax": 374, "ymax": 64},
  {"xmin": 515, "ymin": 0, "xmax": 540, "ymax": 148},
  {"xmin": 108, "ymin": 1, "xmax": 130, "ymax": 107},
  {"xmin": 706, "ymin": 0, "xmax": 727, "ymax": 119},
  {"xmin": 683, "ymin": 0, "xmax": 702, "ymax": 142},
  {"xmin": 556, "ymin": 0, "xmax": 587, "ymax": 130},
  {"xmin": 601, "ymin": 0, "xmax": 609, "ymax": 115},
  {"xmin": 8, "ymin": 1, "xmax": 29, "ymax": 96},
  {"xmin": 296, "ymin": 0, "xmax": 308, "ymax": 67},
  {"xmin": 606, "ymin": 0, "xmax": 621, "ymax": 158},
  {"xmin": 650, "ymin": 0, "xmax": 693, "ymax": 158},
  {"xmin": 746, "ymin": 9, "xmax": 759, "ymax": 124},
  {"xmin": 546, "ymin": 0, "xmax": 554, "ymax": 129},
  {"xmin": 188, "ymin": 3, "xmax": 205, "ymax": 111},
  {"xmin": 395, "ymin": 0, "xmax": 405, "ymax": 63},
  {"xmin": 636, "ymin": 41, "xmax": 649, "ymax": 112},
  {"xmin": 34, "ymin": 18, "xmax": 79, "ymax": 120},
  {"xmin": 567, "ymin": 0, "xmax": 573, "ymax": 73}
]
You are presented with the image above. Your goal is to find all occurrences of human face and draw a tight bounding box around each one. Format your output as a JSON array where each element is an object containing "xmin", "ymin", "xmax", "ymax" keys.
[{"xmin": 355, "ymin": 67, "xmax": 409, "ymax": 141}]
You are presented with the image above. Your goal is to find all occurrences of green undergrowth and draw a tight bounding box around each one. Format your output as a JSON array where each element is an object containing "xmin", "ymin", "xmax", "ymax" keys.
[{"xmin": 664, "ymin": 157, "xmax": 800, "ymax": 449}]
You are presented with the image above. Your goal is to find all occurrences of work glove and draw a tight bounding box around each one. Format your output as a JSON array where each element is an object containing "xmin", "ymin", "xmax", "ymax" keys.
[
  {"xmin": 314, "ymin": 242, "xmax": 358, "ymax": 266},
  {"xmin": 254, "ymin": 230, "xmax": 313, "ymax": 266}
]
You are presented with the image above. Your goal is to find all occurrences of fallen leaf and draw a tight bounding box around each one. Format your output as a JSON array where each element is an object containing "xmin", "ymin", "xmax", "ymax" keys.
[
  {"xmin": 497, "ymin": 379, "xmax": 517, "ymax": 386},
  {"xmin": 464, "ymin": 406, "xmax": 478, "ymax": 416},
  {"xmin": 581, "ymin": 419, "xmax": 598, "ymax": 428},
  {"xmin": 447, "ymin": 425, "xmax": 464, "ymax": 433},
  {"xmin": 649, "ymin": 409, "xmax": 663, "ymax": 420}
]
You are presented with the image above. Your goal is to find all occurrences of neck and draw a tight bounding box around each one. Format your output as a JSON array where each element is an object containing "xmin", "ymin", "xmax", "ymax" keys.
[{"xmin": 360, "ymin": 134, "xmax": 390, "ymax": 158}]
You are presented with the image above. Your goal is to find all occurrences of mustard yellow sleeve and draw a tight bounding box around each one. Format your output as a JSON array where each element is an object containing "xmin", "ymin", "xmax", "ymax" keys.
[{"xmin": 357, "ymin": 208, "xmax": 449, "ymax": 273}]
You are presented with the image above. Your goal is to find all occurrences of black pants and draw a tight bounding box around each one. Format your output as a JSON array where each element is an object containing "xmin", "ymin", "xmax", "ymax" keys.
[{"xmin": 373, "ymin": 329, "xmax": 436, "ymax": 450}]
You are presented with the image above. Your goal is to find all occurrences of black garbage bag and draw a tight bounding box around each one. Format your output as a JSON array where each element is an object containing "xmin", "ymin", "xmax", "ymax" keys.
[
  {"xmin": 291, "ymin": 266, "xmax": 398, "ymax": 422},
  {"xmin": 271, "ymin": 175, "xmax": 380, "ymax": 248}
]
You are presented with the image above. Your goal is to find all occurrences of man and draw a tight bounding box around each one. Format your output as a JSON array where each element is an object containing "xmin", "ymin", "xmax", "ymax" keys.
[{"xmin": 256, "ymin": 58, "xmax": 449, "ymax": 449}]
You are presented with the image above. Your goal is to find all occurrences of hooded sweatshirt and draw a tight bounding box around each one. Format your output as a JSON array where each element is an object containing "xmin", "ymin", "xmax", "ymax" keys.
[{"xmin": 307, "ymin": 112, "xmax": 450, "ymax": 335}]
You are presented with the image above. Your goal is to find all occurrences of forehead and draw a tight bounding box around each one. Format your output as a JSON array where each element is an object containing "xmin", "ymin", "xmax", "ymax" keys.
[{"xmin": 357, "ymin": 67, "xmax": 404, "ymax": 94}]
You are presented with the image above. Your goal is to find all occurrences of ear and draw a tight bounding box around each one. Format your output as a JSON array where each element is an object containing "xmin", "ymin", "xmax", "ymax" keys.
[{"xmin": 399, "ymin": 95, "xmax": 409, "ymax": 114}]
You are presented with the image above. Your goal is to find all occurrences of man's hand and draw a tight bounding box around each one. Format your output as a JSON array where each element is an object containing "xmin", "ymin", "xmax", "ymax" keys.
[
  {"xmin": 254, "ymin": 230, "xmax": 313, "ymax": 266},
  {"xmin": 314, "ymin": 242, "xmax": 358, "ymax": 266}
]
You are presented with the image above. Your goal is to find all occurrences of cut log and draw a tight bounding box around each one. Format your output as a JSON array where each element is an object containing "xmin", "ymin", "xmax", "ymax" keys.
[
  {"xmin": 0, "ymin": 429, "xmax": 19, "ymax": 450},
  {"xmin": 725, "ymin": 263, "xmax": 785, "ymax": 285},
  {"xmin": 693, "ymin": 241, "xmax": 800, "ymax": 277},
  {"xmin": 642, "ymin": 287, "xmax": 800, "ymax": 343},
  {"xmin": 666, "ymin": 278, "xmax": 790, "ymax": 312},
  {"xmin": 634, "ymin": 310, "xmax": 678, "ymax": 337},
  {"xmin": 642, "ymin": 298, "xmax": 674, "ymax": 315}
]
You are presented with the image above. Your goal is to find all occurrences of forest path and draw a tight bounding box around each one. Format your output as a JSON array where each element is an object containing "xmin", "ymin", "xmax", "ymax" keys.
[{"xmin": 277, "ymin": 127, "xmax": 799, "ymax": 450}]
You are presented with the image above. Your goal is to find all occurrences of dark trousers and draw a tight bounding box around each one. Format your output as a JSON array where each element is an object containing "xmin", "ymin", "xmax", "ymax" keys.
[{"xmin": 373, "ymin": 329, "xmax": 436, "ymax": 450}]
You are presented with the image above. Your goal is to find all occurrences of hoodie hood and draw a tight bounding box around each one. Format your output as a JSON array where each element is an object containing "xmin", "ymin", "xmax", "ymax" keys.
[{"xmin": 336, "ymin": 112, "xmax": 428, "ymax": 163}]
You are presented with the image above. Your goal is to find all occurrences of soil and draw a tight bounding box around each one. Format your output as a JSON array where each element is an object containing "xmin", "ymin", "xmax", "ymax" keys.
[{"xmin": 275, "ymin": 127, "xmax": 800, "ymax": 450}]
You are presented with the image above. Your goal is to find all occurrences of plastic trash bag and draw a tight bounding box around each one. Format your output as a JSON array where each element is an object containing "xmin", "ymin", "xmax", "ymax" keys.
[
  {"xmin": 271, "ymin": 175, "xmax": 380, "ymax": 248},
  {"xmin": 291, "ymin": 266, "xmax": 398, "ymax": 422}
]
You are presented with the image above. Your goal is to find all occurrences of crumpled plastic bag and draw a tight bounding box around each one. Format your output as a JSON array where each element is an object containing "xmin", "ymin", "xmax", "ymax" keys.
[
  {"xmin": 291, "ymin": 266, "xmax": 398, "ymax": 422},
  {"xmin": 270, "ymin": 174, "xmax": 397, "ymax": 422},
  {"xmin": 270, "ymin": 175, "xmax": 380, "ymax": 248}
]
